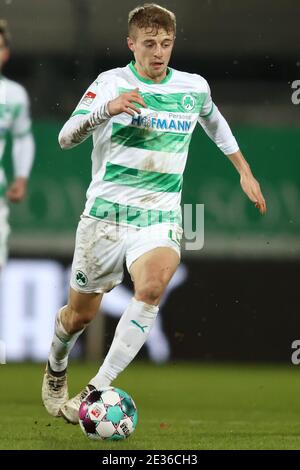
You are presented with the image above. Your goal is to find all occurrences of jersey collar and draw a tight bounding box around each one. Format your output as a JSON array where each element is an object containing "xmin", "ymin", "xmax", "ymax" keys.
[{"xmin": 128, "ymin": 60, "xmax": 173, "ymax": 85}]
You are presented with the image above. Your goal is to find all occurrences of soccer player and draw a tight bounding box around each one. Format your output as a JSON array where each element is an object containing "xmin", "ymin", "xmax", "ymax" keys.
[
  {"xmin": 0, "ymin": 20, "xmax": 35, "ymax": 270},
  {"xmin": 42, "ymin": 4, "xmax": 266, "ymax": 423}
]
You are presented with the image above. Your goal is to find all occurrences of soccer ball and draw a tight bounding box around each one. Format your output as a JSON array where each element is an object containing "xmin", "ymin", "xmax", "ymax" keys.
[{"xmin": 79, "ymin": 387, "xmax": 138, "ymax": 441}]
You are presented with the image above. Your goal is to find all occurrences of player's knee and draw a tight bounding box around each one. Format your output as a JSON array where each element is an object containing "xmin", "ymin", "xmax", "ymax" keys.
[
  {"xmin": 64, "ymin": 304, "xmax": 97, "ymax": 332},
  {"xmin": 135, "ymin": 280, "xmax": 164, "ymax": 305}
]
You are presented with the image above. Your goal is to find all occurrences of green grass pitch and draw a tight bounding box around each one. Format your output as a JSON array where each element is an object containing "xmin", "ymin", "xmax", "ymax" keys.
[{"xmin": 0, "ymin": 362, "xmax": 300, "ymax": 450}]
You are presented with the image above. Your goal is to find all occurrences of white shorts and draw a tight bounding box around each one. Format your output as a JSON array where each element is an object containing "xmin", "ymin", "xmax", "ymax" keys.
[
  {"xmin": 70, "ymin": 216, "xmax": 182, "ymax": 294},
  {"xmin": 0, "ymin": 200, "xmax": 10, "ymax": 268}
]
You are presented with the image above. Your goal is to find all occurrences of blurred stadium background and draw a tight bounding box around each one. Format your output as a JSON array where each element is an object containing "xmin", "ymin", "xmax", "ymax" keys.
[{"xmin": 0, "ymin": 0, "xmax": 299, "ymax": 365}]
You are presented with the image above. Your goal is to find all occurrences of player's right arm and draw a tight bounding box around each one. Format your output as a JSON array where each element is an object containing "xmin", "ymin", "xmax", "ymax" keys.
[{"xmin": 59, "ymin": 78, "xmax": 146, "ymax": 150}]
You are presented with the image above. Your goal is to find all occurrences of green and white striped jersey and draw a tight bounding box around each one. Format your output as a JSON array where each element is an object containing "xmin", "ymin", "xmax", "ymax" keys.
[
  {"xmin": 71, "ymin": 61, "xmax": 216, "ymax": 228},
  {"xmin": 0, "ymin": 75, "xmax": 32, "ymax": 197}
]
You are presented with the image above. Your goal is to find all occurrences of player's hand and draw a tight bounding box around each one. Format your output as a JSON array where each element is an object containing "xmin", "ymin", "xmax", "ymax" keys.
[
  {"xmin": 6, "ymin": 177, "xmax": 27, "ymax": 203},
  {"xmin": 107, "ymin": 88, "xmax": 147, "ymax": 117},
  {"xmin": 240, "ymin": 172, "xmax": 267, "ymax": 215}
]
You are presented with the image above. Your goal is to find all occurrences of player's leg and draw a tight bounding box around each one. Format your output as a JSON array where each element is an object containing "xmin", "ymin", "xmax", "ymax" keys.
[
  {"xmin": 42, "ymin": 216, "xmax": 123, "ymax": 418},
  {"xmin": 61, "ymin": 248, "xmax": 179, "ymax": 425},
  {"xmin": 48, "ymin": 288, "xmax": 103, "ymax": 372},
  {"xmin": 58, "ymin": 219, "xmax": 127, "ymax": 423},
  {"xmin": 42, "ymin": 288, "xmax": 102, "ymax": 417},
  {"xmin": 88, "ymin": 246, "xmax": 179, "ymax": 389},
  {"xmin": 99, "ymin": 264, "xmax": 188, "ymax": 363},
  {"xmin": 61, "ymin": 224, "xmax": 181, "ymax": 425}
]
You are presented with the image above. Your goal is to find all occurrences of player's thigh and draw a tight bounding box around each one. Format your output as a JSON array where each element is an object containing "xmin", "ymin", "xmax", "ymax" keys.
[
  {"xmin": 130, "ymin": 246, "xmax": 180, "ymax": 293},
  {"xmin": 70, "ymin": 217, "xmax": 126, "ymax": 294}
]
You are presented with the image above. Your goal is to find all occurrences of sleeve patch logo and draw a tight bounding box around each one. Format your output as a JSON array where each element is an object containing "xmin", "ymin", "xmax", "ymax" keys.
[{"xmin": 81, "ymin": 91, "xmax": 96, "ymax": 106}]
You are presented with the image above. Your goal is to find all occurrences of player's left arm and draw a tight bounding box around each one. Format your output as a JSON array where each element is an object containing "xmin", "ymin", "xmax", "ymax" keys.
[
  {"xmin": 198, "ymin": 81, "xmax": 266, "ymax": 215},
  {"xmin": 226, "ymin": 149, "xmax": 266, "ymax": 215},
  {"xmin": 7, "ymin": 88, "xmax": 35, "ymax": 203}
]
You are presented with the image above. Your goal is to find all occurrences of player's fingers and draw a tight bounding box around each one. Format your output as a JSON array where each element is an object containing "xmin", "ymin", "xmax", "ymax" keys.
[
  {"xmin": 260, "ymin": 198, "xmax": 267, "ymax": 214},
  {"xmin": 133, "ymin": 96, "xmax": 147, "ymax": 107},
  {"xmin": 121, "ymin": 95, "xmax": 142, "ymax": 111},
  {"xmin": 255, "ymin": 189, "xmax": 266, "ymax": 214},
  {"xmin": 124, "ymin": 109, "xmax": 135, "ymax": 116},
  {"xmin": 123, "ymin": 106, "xmax": 135, "ymax": 116},
  {"xmin": 128, "ymin": 94, "xmax": 147, "ymax": 108},
  {"xmin": 121, "ymin": 100, "xmax": 138, "ymax": 114},
  {"xmin": 128, "ymin": 89, "xmax": 146, "ymax": 104},
  {"xmin": 124, "ymin": 101, "xmax": 141, "ymax": 114},
  {"xmin": 255, "ymin": 199, "xmax": 266, "ymax": 215},
  {"xmin": 258, "ymin": 204, "xmax": 266, "ymax": 215}
]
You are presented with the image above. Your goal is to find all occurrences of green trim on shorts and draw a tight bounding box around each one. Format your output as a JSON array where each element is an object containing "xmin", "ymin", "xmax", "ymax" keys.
[{"xmin": 168, "ymin": 229, "xmax": 181, "ymax": 246}]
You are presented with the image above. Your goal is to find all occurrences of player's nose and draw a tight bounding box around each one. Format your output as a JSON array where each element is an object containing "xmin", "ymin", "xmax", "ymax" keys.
[{"xmin": 154, "ymin": 46, "xmax": 163, "ymax": 58}]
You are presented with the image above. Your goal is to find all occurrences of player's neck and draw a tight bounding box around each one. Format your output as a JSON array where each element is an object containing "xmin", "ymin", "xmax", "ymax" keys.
[
  {"xmin": 136, "ymin": 67, "xmax": 166, "ymax": 84},
  {"xmin": 130, "ymin": 60, "xmax": 170, "ymax": 84}
]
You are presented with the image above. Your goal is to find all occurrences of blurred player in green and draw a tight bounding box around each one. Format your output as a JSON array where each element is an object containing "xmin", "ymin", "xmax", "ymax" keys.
[
  {"xmin": 0, "ymin": 20, "xmax": 35, "ymax": 270},
  {"xmin": 42, "ymin": 4, "xmax": 266, "ymax": 424}
]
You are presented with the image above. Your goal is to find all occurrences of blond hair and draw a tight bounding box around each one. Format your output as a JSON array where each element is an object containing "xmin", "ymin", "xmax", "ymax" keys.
[{"xmin": 128, "ymin": 3, "xmax": 176, "ymax": 37}]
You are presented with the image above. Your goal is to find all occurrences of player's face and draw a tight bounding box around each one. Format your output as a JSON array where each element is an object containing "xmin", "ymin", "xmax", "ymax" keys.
[
  {"xmin": 127, "ymin": 27, "xmax": 175, "ymax": 82},
  {"xmin": 0, "ymin": 35, "xmax": 10, "ymax": 71}
]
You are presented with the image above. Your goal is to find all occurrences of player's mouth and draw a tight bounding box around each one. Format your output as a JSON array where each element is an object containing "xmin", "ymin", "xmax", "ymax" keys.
[{"xmin": 151, "ymin": 61, "xmax": 164, "ymax": 69}]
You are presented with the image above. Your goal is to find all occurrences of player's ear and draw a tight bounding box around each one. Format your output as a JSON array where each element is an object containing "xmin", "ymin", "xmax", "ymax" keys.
[{"xmin": 127, "ymin": 36, "xmax": 135, "ymax": 52}]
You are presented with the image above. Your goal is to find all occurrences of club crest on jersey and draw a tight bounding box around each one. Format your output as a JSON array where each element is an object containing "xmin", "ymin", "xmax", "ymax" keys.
[
  {"xmin": 81, "ymin": 91, "xmax": 96, "ymax": 106},
  {"xmin": 182, "ymin": 94, "xmax": 195, "ymax": 111}
]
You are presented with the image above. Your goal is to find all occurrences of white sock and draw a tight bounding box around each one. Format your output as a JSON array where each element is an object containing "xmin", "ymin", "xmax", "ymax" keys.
[
  {"xmin": 48, "ymin": 306, "xmax": 85, "ymax": 372},
  {"xmin": 89, "ymin": 297, "xmax": 159, "ymax": 388}
]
